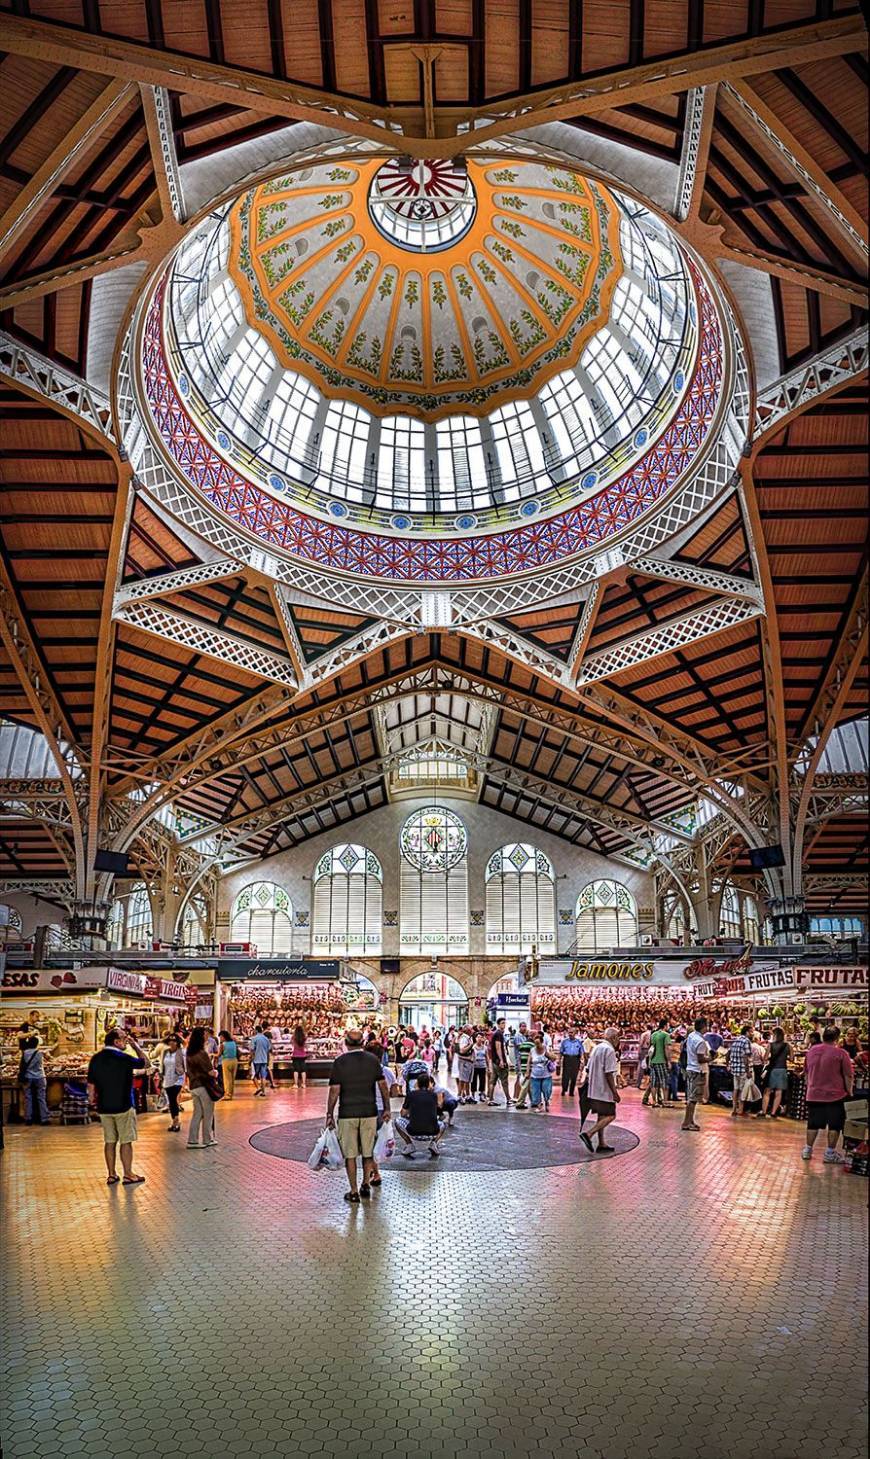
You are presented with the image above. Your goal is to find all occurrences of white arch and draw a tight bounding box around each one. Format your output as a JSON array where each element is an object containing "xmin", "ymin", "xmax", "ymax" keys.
[
  {"xmin": 311, "ymin": 843, "xmax": 383, "ymax": 955},
  {"xmin": 230, "ymin": 880, "xmax": 293, "ymax": 956},
  {"xmin": 485, "ymin": 842, "xmax": 556, "ymax": 955},
  {"xmin": 574, "ymin": 879, "xmax": 638, "ymax": 954}
]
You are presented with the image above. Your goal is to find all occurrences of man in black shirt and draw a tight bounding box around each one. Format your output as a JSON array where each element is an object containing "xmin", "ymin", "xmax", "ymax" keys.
[
  {"xmin": 487, "ymin": 1018, "xmax": 513, "ymax": 1107},
  {"xmin": 326, "ymin": 1030, "xmax": 392, "ymax": 1204},
  {"xmin": 87, "ymin": 1028, "xmax": 149, "ymax": 1185},
  {"xmin": 395, "ymin": 1073, "xmax": 445, "ymax": 1159}
]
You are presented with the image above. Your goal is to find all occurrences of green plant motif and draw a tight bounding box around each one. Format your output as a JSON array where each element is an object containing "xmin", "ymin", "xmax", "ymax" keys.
[
  {"xmin": 499, "ymin": 220, "xmax": 526, "ymax": 239},
  {"xmin": 256, "ymin": 204, "xmax": 289, "ymax": 244},
  {"xmin": 327, "ymin": 167, "xmax": 353, "ymax": 182},
  {"xmin": 347, "ymin": 331, "xmax": 382, "ymax": 375},
  {"xmin": 378, "ymin": 271, "xmax": 395, "ymax": 300},
  {"xmin": 354, "ymin": 258, "xmax": 375, "ymax": 285},
  {"xmin": 432, "ymin": 342, "xmax": 466, "ymax": 382},
  {"xmin": 555, "ymin": 251, "xmax": 591, "ymax": 289},
  {"xmin": 454, "ymin": 271, "xmax": 473, "ymax": 300},
  {"xmin": 472, "ymin": 330, "xmax": 510, "ymax": 373},
  {"xmin": 489, "ymin": 240, "xmax": 514, "ymax": 264},
  {"xmin": 280, "ymin": 289, "xmax": 315, "ymax": 326},
  {"xmin": 404, "ymin": 278, "xmax": 420, "ymax": 307},
  {"xmin": 509, "ymin": 309, "xmax": 547, "ymax": 355},
  {"xmin": 476, "ymin": 259, "xmax": 497, "ymax": 284},
  {"xmin": 389, "ymin": 340, "xmax": 423, "ymax": 382},
  {"xmin": 536, "ymin": 279, "xmax": 573, "ymax": 324},
  {"xmin": 321, "ymin": 218, "xmax": 347, "ymax": 238},
  {"xmin": 309, "ymin": 310, "xmax": 346, "ymax": 357},
  {"xmin": 491, "ymin": 168, "xmax": 518, "ymax": 183},
  {"xmin": 319, "ymin": 193, "xmax": 345, "ymax": 209},
  {"xmin": 431, "ymin": 278, "xmax": 448, "ymax": 310},
  {"xmin": 497, "ymin": 194, "xmax": 527, "ymax": 211},
  {"xmin": 335, "ymin": 240, "xmax": 358, "ymax": 263},
  {"xmin": 547, "ymin": 167, "xmax": 585, "ymax": 197}
]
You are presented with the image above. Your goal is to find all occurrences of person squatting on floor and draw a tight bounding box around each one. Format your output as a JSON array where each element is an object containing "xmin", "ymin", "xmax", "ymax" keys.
[
  {"xmin": 326, "ymin": 1029, "xmax": 392, "ymax": 1203},
  {"xmin": 395, "ymin": 1072, "xmax": 447, "ymax": 1159},
  {"xmin": 87, "ymin": 1027, "xmax": 149, "ymax": 1185}
]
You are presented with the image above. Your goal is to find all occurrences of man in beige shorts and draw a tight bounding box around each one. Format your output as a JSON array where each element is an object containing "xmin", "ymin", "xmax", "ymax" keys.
[
  {"xmin": 326, "ymin": 1030, "xmax": 392, "ymax": 1204},
  {"xmin": 87, "ymin": 1028, "xmax": 150, "ymax": 1185}
]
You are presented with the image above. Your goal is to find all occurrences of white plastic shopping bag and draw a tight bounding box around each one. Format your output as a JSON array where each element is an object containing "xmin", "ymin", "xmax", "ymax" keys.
[
  {"xmin": 324, "ymin": 1127, "xmax": 345, "ymax": 1169},
  {"xmin": 373, "ymin": 1121, "xmax": 395, "ymax": 1162},
  {"xmin": 307, "ymin": 1128, "xmax": 330, "ymax": 1171},
  {"xmin": 741, "ymin": 1077, "xmax": 761, "ymax": 1103}
]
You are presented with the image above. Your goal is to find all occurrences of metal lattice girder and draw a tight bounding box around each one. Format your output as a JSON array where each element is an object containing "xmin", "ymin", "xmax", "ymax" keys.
[
  {"xmin": 0, "ymin": 878, "xmax": 72, "ymax": 900},
  {"xmin": 803, "ymin": 873, "xmax": 869, "ymax": 892},
  {"xmin": 0, "ymin": 331, "xmax": 115, "ymax": 445},
  {"xmin": 674, "ymin": 85, "xmax": 717, "ymax": 222},
  {"xmin": 140, "ymin": 84, "xmax": 187, "ymax": 224},
  {"xmin": 305, "ymin": 619, "xmax": 416, "ymax": 687},
  {"xmin": 112, "ymin": 597, "xmax": 299, "ymax": 688},
  {"xmin": 630, "ymin": 556, "xmax": 763, "ymax": 604},
  {"xmin": 114, "ymin": 559, "xmax": 241, "ymax": 608},
  {"xmin": 205, "ymin": 764, "xmax": 388, "ymax": 849},
  {"xmin": 568, "ymin": 586, "xmax": 601, "ymax": 679},
  {"xmin": 0, "ymin": 778, "xmax": 70, "ymax": 802},
  {"xmin": 576, "ymin": 595, "xmax": 764, "ymax": 686},
  {"xmin": 722, "ymin": 82, "xmax": 868, "ymax": 265},
  {"xmin": 804, "ymin": 789, "xmax": 868, "ymax": 825},
  {"xmin": 753, "ymin": 327, "xmax": 869, "ymax": 444},
  {"xmin": 458, "ymin": 620, "xmax": 574, "ymax": 688}
]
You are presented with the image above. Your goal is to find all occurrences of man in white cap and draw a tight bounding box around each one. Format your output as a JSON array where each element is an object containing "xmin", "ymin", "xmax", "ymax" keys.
[{"xmin": 579, "ymin": 1027, "xmax": 622, "ymax": 1156}]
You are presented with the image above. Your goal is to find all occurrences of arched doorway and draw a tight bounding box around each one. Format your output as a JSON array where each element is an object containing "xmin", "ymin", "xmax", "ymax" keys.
[
  {"xmin": 486, "ymin": 973, "xmax": 530, "ymax": 1029},
  {"xmin": 341, "ymin": 972, "xmax": 380, "ymax": 1017},
  {"xmin": 398, "ymin": 971, "xmax": 469, "ymax": 1032}
]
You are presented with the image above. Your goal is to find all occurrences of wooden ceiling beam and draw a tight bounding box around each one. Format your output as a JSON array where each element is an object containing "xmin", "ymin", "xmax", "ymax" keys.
[
  {"xmin": 0, "ymin": 13, "xmax": 863, "ymax": 158},
  {"xmin": 0, "ymin": 78, "xmax": 133, "ymax": 270}
]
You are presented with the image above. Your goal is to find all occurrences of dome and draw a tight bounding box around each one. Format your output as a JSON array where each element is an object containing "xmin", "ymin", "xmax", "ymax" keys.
[{"xmin": 128, "ymin": 150, "xmax": 728, "ymax": 583}]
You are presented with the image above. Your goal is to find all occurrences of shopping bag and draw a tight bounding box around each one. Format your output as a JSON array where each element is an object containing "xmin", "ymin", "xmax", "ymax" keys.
[
  {"xmin": 324, "ymin": 1127, "xmax": 345, "ymax": 1169},
  {"xmin": 740, "ymin": 1077, "xmax": 761, "ymax": 1103},
  {"xmin": 373, "ymin": 1121, "xmax": 395, "ymax": 1162},
  {"xmin": 307, "ymin": 1129, "xmax": 330, "ymax": 1171}
]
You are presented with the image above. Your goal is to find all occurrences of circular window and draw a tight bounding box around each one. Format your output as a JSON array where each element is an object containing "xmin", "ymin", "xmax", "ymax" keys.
[
  {"xmin": 368, "ymin": 158, "xmax": 477, "ymax": 251},
  {"xmin": 400, "ymin": 807, "xmax": 468, "ymax": 872}
]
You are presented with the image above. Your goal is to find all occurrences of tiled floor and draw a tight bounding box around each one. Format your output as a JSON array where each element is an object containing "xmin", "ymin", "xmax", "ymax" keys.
[{"xmin": 2, "ymin": 1085, "xmax": 867, "ymax": 1459}]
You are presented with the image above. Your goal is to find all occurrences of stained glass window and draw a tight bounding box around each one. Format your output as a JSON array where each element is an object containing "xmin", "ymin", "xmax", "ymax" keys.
[
  {"xmin": 574, "ymin": 879, "xmax": 638, "ymax": 954},
  {"xmin": 485, "ymin": 844, "xmax": 556, "ymax": 955},
  {"xmin": 400, "ymin": 807, "xmax": 469, "ymax": 952},
  {"xmin": 230, "ymin": 881, "xmax": 293, "ymax": 956},
  {"xmin": 312, "ymin": 844, "xmax": 383, "ymax": 955}
]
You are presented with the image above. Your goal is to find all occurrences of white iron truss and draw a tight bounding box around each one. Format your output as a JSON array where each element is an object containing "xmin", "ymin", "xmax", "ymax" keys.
[
  {"xmin": 753, "ymin": 327, "xmax": 869, "ymax": 443},
  {"xmin": 114, "ymin": 558, "xmax": 240, "ymax": 607},
  {"xmin": 575, "ymin": 595, "xmax": 764, "ymax": 685},
  {"xmin": 0, "ymin": 331, "xmax": 115, "ymax": 444},
  {"xmin": 674, "ymin": 85, "xmax": 717, "ymax": 222},
  {"xmin": 141, "ymin": 84, "xmax": 187, "ymax": 223},
  {"xmin": 111, "ymin": 597, "xmax": 299, "ymax": 687}
]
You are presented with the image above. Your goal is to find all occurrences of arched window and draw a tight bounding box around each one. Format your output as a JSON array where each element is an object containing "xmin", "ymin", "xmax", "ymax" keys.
[
  {"xmin": 485, "ymin": 844, "xmax": 556, "ymax": 955},
  {"xmin": 574, "ymin": 880, "xmax": 637, "ymax": 953},
  {"xmin": 809, "ymin": 914, "xmax": 865, "ymax": 941},
  {"xmin": 0, "ymin": 904, "xmax": 23, "ymax": 946},
  {"xmin": 178, "ymin": 893, "xmax": 209, "ymax": 949},
  {"xmin": 719, "ymin": 884, "xmax": 741, "ymax": 939},
  {"xmin": 231, "ymin": 881, "xmax": 293, "ymax": 955},
  {"xmin": 399, "ymin": 806, "xmax": 469, "ymax": 953},
  {"xmin": 105, "ymin": 883, "xmax": 153, "ymax": 949},
  {"xmin": 743, "ymin": 895, "xmax": 759, "ymax": 946},
  {"xmin": 312, "ymin": 844, "xmax": 383, "ymax": 955}
]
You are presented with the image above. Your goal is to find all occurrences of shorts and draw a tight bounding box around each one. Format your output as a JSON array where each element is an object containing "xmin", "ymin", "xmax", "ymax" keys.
[
  {"xmin": 99, "ymin": 1108, "xmax": 137, "ymax": 1145},
  {"xmin": 650, "ymin": 1064, "xmax": 668, "ymax": 1088},
  {"xmin": 291, "ymin": 1057, "xmax": 307, "ymax": 1073},
  {"xmin": 768, "ymin": 1068, "xmax": 789, "ymax": 1091},
  {"xmin": 806, "ymin": 1100, "xmax": 845, "ymax": 1132},
  {"xmin": 397, "ymin": 1114, "xmax": 443, "ymax": 1140},
  {"xmin": 336, "ymin": 1116, "xmax": 377, "ymax": 1159},
  {"xmin": 588, "ymin": 1098, "xmax": 616, "ymax": 1116},
  {"xmin": 685, "ymin": 1070, "xmax": 706, "ymax": 1104},
  {"xmin": 253, "ymin": 1063, "xmax": 268, "ymax": 1079}
]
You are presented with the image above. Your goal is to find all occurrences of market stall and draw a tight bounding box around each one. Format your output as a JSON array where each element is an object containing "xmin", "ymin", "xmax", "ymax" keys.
[
  {"xmin": 219, "ymin": 957, "xmax": 382, "ymax": 1079},
  {"xmin": 0, "ymin": 965, "xmax": 193, "ymax": 1122}
]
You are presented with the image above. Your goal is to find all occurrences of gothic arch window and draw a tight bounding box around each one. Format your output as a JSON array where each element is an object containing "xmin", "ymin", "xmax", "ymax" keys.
[
  {"xmin": 485, "ymin": 844, "xmax": 556, "ymax": 955},
  {"xmin": 399, "ymin": 806, "xmax": 469, "ymax": 954},
  {"xmin": 178, "ymin": 893, "xmax": 209, "ymax": 949},
  {"xmin": 719, "ymin": 884, "xmax": 741, "ymax": 939},
  {"xmin": 574, "ymin": 879, "xmax": 638, "ymax": 954},
  {"xmin": 743, "ymin": 894, "xmax": 759, "ymax": 946},
  {"xmin": 230, "ymin": 881, "xmax": 293, "ymax": 956},
  {"xmin": 312, "ymin": 845, "xmax": 383, "ymax": 956},
  {"xmin": 106, "ymin": 883, "xmax": 153, "ymax": 950}
]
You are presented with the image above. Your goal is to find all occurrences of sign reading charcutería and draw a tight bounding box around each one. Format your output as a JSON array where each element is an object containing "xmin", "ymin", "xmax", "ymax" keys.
[{"xmin": 216, "ymin": 958, "xmax": 341, "ymax": 981}]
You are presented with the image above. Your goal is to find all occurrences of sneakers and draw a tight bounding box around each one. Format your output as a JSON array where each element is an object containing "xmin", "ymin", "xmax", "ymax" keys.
[
  {"xmin": 823, "ymin": 1149, "xmax": 845, "ymax": 1165},
  {"xmin": 801, "ymin": 1146, "xmax": 813, "ymax": 1159}
]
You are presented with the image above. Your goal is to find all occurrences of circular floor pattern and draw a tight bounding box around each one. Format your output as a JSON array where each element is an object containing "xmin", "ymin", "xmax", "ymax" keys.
[{"xmin": 249, "ymin": 1108, "xmax": 640, "ymax": 1172}]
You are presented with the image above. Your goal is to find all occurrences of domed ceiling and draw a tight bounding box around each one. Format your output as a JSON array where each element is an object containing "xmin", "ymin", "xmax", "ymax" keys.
[
  {"xmin": 227, "ymin": 157, "xmax": 621, "ymax": 418},
  {"xmin": 128, "ymin": 150, "xmax": 729, "ymax": 583}
]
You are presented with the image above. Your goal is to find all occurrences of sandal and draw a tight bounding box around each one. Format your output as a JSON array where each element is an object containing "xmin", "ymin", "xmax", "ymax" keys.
[
  {"xmin": 106, "ymin": 1175, "xmax": 120, "ymax": 1184},
  {"xmin": 343, "ymin": 1191, "xmax": 360, "ymax": 1203},
  {"xmin": 122, "ymin": 1175, "xmax": 145, "ymax": 1185},
  {"xmin": 369, "ymin": 1177, "xmax": 382, "ymax": 1187}
]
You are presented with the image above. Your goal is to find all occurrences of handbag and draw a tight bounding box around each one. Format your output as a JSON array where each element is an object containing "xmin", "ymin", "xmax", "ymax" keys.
[{"xmin": 205, "ymin": 1074, "xmax": 224, "ymax": 1102}]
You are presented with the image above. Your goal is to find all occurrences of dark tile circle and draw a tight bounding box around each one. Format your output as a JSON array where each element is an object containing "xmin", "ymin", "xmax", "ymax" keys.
[{"xmin": 249, "ymin": 1107, "xmax": 640, "ymax": 1172}]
